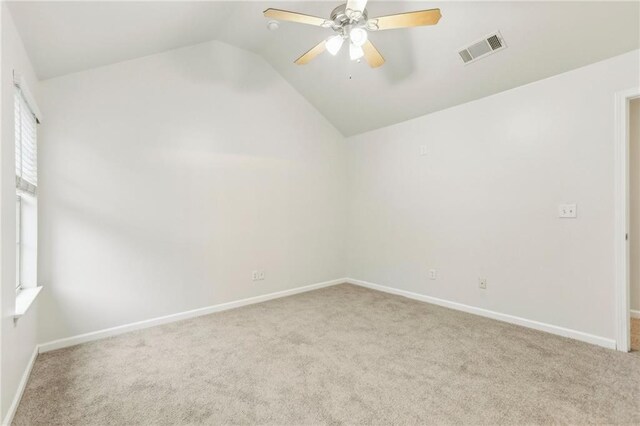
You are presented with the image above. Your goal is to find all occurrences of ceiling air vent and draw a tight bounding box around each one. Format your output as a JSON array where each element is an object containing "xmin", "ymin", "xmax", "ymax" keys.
[{"xmin": 458, "ymin": 32, "xmax": 506, "ymax": 64}]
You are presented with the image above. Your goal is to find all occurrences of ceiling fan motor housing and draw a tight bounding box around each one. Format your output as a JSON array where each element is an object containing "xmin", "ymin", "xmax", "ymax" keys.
[{"xmin": 330, "ymin": 4, "xmax": 368, "ymax": 32}]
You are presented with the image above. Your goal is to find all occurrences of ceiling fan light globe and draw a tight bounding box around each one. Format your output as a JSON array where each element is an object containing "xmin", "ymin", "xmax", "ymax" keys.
[
  {"xmin": 349, "ymin": 43, "xmax": 365, "ymax": 61},
  {"xmin": 326, "ymin": 35, "xmax": 344, "ymax": 56},
  {"xmin": 349, "ymin": 27, "xmax": 368, "ymax": 47}
]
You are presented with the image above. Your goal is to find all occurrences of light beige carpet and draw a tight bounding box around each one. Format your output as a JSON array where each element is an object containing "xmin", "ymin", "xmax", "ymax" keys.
[{"xmin": 13, "ymin": 284, "xmax": 640, "ymax": 425}]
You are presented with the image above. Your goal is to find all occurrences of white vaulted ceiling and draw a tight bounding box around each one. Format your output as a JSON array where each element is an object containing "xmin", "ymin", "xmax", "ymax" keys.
[{"xmin": 7, "ymin": 1, "xmax": 640, "ymax": 136}]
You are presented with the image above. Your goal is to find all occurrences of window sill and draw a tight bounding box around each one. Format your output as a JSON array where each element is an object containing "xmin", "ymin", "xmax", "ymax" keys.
[{"xmin": 14, "ymin": 286, "xmax": 42, "ymax": 320}]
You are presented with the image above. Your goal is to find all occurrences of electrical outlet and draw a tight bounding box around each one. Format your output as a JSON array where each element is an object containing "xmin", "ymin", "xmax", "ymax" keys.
[
  {"xmin": 479, "ymin": 278, "xmax": 487, "ymax": 289},
  {"xmin": 258, "ymin": 270, "xmax": 265, "ymax": 280},
  {"xmin": 252, "ymin": 271, "xmax": 259, "ymax": 281},
  {"xmin": 558, "ymin": 203, "xmax": 577, "ymax": 218},
  {"xmin": 428, "ymin": 269, "xmax": 437, "ymax": 280}
]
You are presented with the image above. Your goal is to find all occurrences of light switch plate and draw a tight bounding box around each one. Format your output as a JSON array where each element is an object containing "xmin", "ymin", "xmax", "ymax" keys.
[
  {"xmin": 420, "ymin": 145, "xmax": 428, "ymax": 156},
  {"xmin": 558, "ymin": 203, "xmax": 577, "ymax": 218}
]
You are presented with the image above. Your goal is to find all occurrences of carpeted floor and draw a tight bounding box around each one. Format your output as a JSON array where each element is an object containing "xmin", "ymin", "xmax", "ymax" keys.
[{"xmin": 13, "ymin": 284, "xmax": 640, "ymax": 425}]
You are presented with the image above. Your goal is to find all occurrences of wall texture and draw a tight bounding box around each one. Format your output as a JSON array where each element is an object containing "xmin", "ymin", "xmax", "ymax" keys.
[
  {"xmin": 0, "ymin": 3, "xmax": 41, "ymax": 421},
  {"xmin": 37, "ymin": 40, "xmax": 347, "ymax": 343},
  {"xmin": 346, "ymin": 50, "xmax": 640, "ymax": 341},
  {"xmin": 631, "ymin": 98, "xmax": 640, "ymax": 312}
]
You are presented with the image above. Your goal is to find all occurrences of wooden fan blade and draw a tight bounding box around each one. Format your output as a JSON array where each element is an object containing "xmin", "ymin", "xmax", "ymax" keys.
[
  {"xmin": 263, "ymin": 8, "xmax": 331, "ymax": 27},
  {"xmin": 368, "ymin": 9, "xmax": 441, "ymax": 31},
  {"xmin": 345, "ymin": 0, "xmax": 368, "ymax": 19},
  {"xmin": 362, "ymin": 40, "xmax": 385, "ymax": 68},
  {"xmin": 294, "ymin": 40, "xmax": 326, "ymax": 65}
]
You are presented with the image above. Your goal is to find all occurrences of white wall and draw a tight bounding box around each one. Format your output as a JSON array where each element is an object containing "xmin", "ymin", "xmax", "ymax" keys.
[
  {"xmin": 0, "ymin": 3, "xmax": 41, "ymax": 421},
  {"xmin": 630, "ymin": 98, "xmax": 640, "ymax": 312},
  {"xmin": 37, "ymin": 40, "xmax": 347, "ymax": 343},
  {"xmin": 346, "ymin": 50, "xmax": 640, "ymax": 341}
]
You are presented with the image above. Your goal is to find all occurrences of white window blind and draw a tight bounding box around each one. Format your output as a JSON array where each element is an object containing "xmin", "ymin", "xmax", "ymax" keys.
[{"xmin": 15, "ymin": 90, "xmax": 37, "ymax": 195}]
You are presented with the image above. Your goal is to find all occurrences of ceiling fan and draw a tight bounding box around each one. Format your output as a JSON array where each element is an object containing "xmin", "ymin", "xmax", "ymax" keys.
[{"xmin": 263, "ymin": 0, "xmax": 441, "ymax": 68}]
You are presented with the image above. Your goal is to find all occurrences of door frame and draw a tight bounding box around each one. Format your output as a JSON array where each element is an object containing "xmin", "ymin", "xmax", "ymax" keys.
[{"xmin": 614, "ymin": 87, "xmax": 640, "ymax": 352}]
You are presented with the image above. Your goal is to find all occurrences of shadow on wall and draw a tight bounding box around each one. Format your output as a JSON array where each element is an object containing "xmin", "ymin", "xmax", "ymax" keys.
[
  {"xmin": 378, "ymin": 30, "xmax": 416, "ymax": 84},
  {"xmin": 159, "ymin": 40, "xmax": 280, "ymax": 92},
  {"xmin": 35, "ymin": 36, "xmax": 347, "ymax": 342},
  {"xmin": 37, "ymin": 173, "xmax": 190, "ymax": 340},
  {"xmin": 37, "ymin": 150, "xmax": 295, "ymax": 341}
]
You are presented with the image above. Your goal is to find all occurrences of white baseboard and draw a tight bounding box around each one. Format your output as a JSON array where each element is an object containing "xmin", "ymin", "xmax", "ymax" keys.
[
  {"xmin": 2, "ymin": 346, "xmax": 39, "ymax": 426},
  {"xmin": 38, "ymin": 276, "xmax": 622, "ymax": 354},
  {"xmin": 346, "ymin": 278, "xmax": 617, "ymax": 350},
  {"xmin": 39, "ymin": 278, "xmax": 346, "ymax": 353},
  {"xmin": 631, "ymin": 309, "xmax": 640, "ymax": 319}
]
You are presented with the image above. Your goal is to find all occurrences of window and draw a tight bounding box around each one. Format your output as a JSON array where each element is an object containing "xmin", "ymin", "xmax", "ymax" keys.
[
  {"xmin": 15, "ymin": 89, "xmax": 37, "ymax": 194},
  {"xmin": 15, "ymin": 83, "xmax": 38, "ymax": 292}
]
